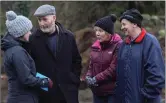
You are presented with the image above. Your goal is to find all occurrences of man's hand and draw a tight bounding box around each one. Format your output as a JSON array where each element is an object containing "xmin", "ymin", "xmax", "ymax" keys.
[
  {"xmin": 41, "ymin": 78, "xmax": 53, "ymax": 88},
  {"xmin": 48, "ymin": 78, "xmax": 53, "ymax": 88}
]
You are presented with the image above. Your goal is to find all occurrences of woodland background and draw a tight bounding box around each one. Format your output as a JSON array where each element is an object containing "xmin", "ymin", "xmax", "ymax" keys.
[{"xmin": 0, "ymin": 1, "xmax": 165, "ymax": 103}]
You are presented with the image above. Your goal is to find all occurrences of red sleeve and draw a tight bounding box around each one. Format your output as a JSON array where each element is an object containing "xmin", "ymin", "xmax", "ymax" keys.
[{"xmin": 86, "ymin": 55, "xmax": 93, "ymax": 77}]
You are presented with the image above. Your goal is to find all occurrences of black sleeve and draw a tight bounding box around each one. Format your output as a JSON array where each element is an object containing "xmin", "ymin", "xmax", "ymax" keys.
[{"xmin": 71, "ymin": 35, "xmax": 82, "ymax": 77}]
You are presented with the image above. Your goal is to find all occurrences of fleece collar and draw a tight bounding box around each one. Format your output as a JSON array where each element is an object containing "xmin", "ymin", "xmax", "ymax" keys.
[
  {"xmin": 92, "ymin": 34, "xmax": 122, "ymax": 50},
  {"xmin": 125, "ymin": 28, "xmax": 146, "ymax": 44}
]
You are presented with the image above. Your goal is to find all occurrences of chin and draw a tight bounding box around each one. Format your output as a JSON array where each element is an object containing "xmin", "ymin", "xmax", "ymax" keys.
[
  {"xmin": 124, "ymin": 32, "xmax": 129, "ymax": 36},
  {"xmin": 40, "ymin": 28, "xmax": 51, "ymax": 33},
  {"xmin": 41, "ymin": 30, "xmax": 51, "ymax": 33},
  {"xmin": 125, "ymin": 34, "xmax": 128, "ymax": 36}
]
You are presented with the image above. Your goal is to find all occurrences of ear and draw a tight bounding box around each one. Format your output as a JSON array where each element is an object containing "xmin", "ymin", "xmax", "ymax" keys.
[
  {"xmin": 53, "ymin": 15, "xmax": 56, "ymax": 21},
  {"xmin": 133, "ymin": 23, "xmax": 137, "ymax": 28}
]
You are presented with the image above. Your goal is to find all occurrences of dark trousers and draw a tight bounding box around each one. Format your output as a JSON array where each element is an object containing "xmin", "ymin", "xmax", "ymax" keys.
[{"xmin": 93, "ymin": 94, "xmax": 114, "ymax": 103}]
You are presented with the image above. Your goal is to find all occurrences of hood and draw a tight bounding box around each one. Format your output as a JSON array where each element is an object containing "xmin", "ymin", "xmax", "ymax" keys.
[
  {"xmin": 92, "ymin": 33, "xmax": 122, "ymax": 49},
  {"xmin": 1, "ymin": 32, "xmax": 20, "ymax": 51}
]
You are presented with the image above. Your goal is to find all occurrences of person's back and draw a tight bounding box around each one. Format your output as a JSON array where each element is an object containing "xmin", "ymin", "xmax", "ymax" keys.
[
  {"xmin": 1, "ymin": 11, "xmax": 53, "ymax": 103},
  {"xmin": 2, "ymin": 33, "xmax": 39, "ymax": 102}
]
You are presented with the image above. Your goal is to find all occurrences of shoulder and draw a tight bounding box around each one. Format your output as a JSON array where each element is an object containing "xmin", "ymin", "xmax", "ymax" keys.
[
  {"xmin": 7, "ymin": 46, "xmax": 24, "ymax": 53},
  {"xmin": 4, "ymin": 46, "xmax": 23, "ymax": 60},
  {"xmin": 56, "ymin": 21, "xmax": 74, "ymax": 38},
  {"xmin": 116, "ymin": 40, "xmax": 123, "ymax": 48},
  {"xmin": 144, "ymin": 33, "xmax": 161, "ymax": 48},
  {"xmin": 112, "ymin": 33, "xmax": 123, "ymax": 48},
  {"xmin": 5, "ymin": 46, "xmax": 27, "ymax": 61},
  {"xmin": 65, "ymin": 29, "xmax": 75, "ymax": 38},
  {"xmin": 12, "ymin": 46, "xmax": 26, "ymax": 55},
  {"xmin": 63, "ymin": 29, "xmax": 76, "ymax": 43},
  {"xmin": 145, "ymin": 33, "xmax": 158, "ymax": 42}
]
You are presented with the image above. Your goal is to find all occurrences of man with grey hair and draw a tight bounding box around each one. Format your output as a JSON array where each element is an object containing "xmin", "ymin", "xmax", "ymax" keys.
[{"xmin": 28, "ymin": 4, "xmax": 82, "ymax": 103}]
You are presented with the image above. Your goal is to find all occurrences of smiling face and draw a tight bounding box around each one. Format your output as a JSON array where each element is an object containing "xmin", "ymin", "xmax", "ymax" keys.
[
  {"xmin": 37, "ymin": 15, "xmax": 56, "ymax": 33},
  {"xmin": 94, "ymin": 26, "xmax": 110, "ymax": 42},
  {"xmin": 121, "ymin": 19, "xmax": 135, "ymax": 36}
]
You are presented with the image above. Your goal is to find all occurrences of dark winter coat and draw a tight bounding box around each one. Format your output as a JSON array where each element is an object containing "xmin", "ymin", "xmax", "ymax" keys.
[
  {"xmin": 115, "ymin": 28, "xmax": 165, "ymax": 103},
  {"xmin": 1, "ymin": 33, "xmax": 49, "ymax": 103},
  {"xmin": 27, "ymin": 22, "xmax": 82, "ymax": 103},
  {"xmin": 86, "ymin": 34, "xmax": 122, "ymax": 96}
]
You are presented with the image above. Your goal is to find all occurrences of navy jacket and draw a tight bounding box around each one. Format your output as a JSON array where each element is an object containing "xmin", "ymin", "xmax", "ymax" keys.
[
  {"xmin": 115, "ymin": 28, "xmax": 165, "ymax": 103},
  {"xmin": 1, "ymin": 33, "xmax": 49, "ymax": 103}
]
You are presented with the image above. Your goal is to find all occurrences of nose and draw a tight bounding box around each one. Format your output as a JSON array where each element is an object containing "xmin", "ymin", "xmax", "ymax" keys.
[
  {"xmin": 121, "ymin": 25, "xmax": 124, "ymax": 31},
  {"xmin": 96, "ymin": 31, "xmax": 100, "ymax": 36}
]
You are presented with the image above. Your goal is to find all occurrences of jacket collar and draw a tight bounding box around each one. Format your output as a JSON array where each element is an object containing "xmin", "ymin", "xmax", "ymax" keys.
[
  {"xmin": 92, "ymin": 34, "xmax": 122, "ymax": 50},
  {"xmin": 125, "ymin": 28, "xmax": 146, "ymax": 44}
]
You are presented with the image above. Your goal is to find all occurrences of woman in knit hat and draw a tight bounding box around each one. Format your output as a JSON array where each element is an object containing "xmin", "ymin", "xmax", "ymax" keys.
[
  {"xmin": 85, "ymin": 14, "xmax": 122, "ymax": 103},
  {"xmin": 1, "ymin": 11, "xmax": 53, "ymax": 103},
  {"xmin": 115, "ymin": 8, "xmax": 165, "ymax": 103}
]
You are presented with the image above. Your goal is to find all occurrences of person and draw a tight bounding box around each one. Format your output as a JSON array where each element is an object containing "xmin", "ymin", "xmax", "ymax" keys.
[
  {"xmin": 115, "ymin": 8, "xmax": 165, "ymax": 103},
  {"xmin": 1, "ymin": 11, "xmax": 53, "ymax": 103},
  {"xmin": 27, "ymin": 4, "xmax": 82, "ymax": 103},
  {"xmin": 85, "ymin": 14, "xmax": 122, "ymax": 103}
]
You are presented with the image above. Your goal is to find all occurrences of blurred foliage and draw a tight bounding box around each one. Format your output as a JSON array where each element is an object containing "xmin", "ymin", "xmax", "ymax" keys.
[
  {"xmin": 13, "ymin": 1, "xmax": 31, "ymax": 17},
  {"xmin": 0, "ymin": 2, "xmax": 165, "ymax": 103},
  {"xmin": 0, "ymin": 1, "xmax": 165, "ymax": 34},
  {"xmin": 0, "ymin": 0, "xmax": 165, "ymax": 76}
]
